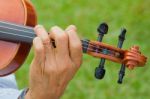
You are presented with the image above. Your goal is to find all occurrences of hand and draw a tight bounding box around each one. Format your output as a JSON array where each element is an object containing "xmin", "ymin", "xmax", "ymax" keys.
[{"xmin": 25, "ymin": 25, "xmax": 82, "ymax": 99}]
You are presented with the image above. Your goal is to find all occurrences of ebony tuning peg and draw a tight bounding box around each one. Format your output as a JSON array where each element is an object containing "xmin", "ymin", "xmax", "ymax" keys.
[
  {"xmin": 118, "ymin": 28, "xmax": 126, "ymax": 47},
  {"xmin": 117, "ymin": 28, "xmax": 127, "ymax": 84},
  {"xmin": 118, "ymin": 64, "xmax": 126, "ymax": 84},
  {"xmin": 95, "ymin": 67, "xmax": 106, "ymax": 79},
  {"xmin": 97, "ymin": 23, "xmax": 108, "ymax": 35},
  {"xmin": 97, "ymin": 23, "xmax": 108, "ymax": 42},
  {"xmin": 95, "ymin": 48, "xmax": 108, "ymax": 79},
  {"xmin": 95, "ymin": 23, "xmax": 109, "ymax": 80}
]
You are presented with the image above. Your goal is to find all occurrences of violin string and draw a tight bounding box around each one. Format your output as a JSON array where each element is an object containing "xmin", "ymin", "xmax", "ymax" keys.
[
  {"xmin": 0, "ymin": 21, "xmax": 33, "ymax": 30},
  {"xmin": 0, "ymin": 26, "xmax": 97, "ymax": 49},
  {"xmin": 0, "ymin": 30, "xmax": 119, "ymax": 56},
  {"xmin": 0, "ymin": 28, "xmax": 102, "ymax": 49},
  {"xmin": 0, "ymin": 30, "xmax": 34, "ymax": 39},
  {"xmin": 0, "ymin": 22, "xmax": 107, "ymax": 50},
  {"xmin": 0, "ymin": 23, "xmax": 96, "ymax": 48},
  {"xmin": 0, "ymin": 25, "xmax": 35, "ymax": 35},
  {"xmin": 0, "ymin": 26, "xmax": 35, "ymax": 35},
  {"xmin": 82, "ymin": 46, "xmax": 97, "ymax": 52},
  {"xmin": 82, "ymin": 40, "xmax": 102, "ymax": 48},
  {"xmin": 82, "ymin": 45, "xmax": 114, "ymax": 55},
  {"xmin": 82, "ymin": 46, "xmax": 117, "ymax": 58},
  {"xmin": 0, "ymin": 32, "xmax": 104, "ymax": 53},
  {"xmin": 0, "ymin": 22, "xmax": 119, "ymax": 56},
  {"xmin": 0, "ymin": 23, "xmax": 101, "ymax": 49},
  {"xmin": 0, "ymin": 31, "xmax": 101, "ymax": 52},
  {"xmin": 51, "ymin": 40, "xmax": 114, "ymax": 55}
]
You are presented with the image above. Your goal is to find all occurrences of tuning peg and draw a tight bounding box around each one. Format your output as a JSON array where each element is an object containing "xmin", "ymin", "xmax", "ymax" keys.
[
  {"xmin": 95, "ymin": 67, "xmax": 105, "ymax": 79},
  {"xmin": 117, "ymin": 28, "xmax": 127, "ymax": 84},
  {"xmin": 118, "ymin": 28, "xmax": 126, "ymax": 47},
  {"xmin": 95, "ymin": 59, "xmax": 106, "ymax": 79},
  {"xmin": 118, "ymin": 64, "xmax": 126, "ymax": 84},
  {"xmin": 95, "ymin": 48, "xmax": 108, "ymax": 79},
  {"xmin": 97, "ymin": 23, "xmax": 108, "ymax": 35},
  {"xmin": 97, "ymin": 22, "xmax": 108, "ymax": 42},
  {"xmin": 95, "ymin": 23, "xmax": 109, "ymax": 80}
]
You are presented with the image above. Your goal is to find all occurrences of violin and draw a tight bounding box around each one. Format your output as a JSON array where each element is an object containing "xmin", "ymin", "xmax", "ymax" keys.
[{"xmin": 0, "ymin": 0, "xmax": 147, "ymax": 84}]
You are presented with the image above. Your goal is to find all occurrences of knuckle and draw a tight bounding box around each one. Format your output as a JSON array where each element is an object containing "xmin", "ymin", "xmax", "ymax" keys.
[
  {"xmin": 33, "ymin": 39, "xmax": 44, "ymax": 53},
  {"xmin": 57, "ymin": 33, "xmax": 68, "ymax": 42},
  {"xmin": 50, "ymin": 26, "xmax": 69, "ymax": 42},
  {"xmin": 42, "ymin": 37, "xmax": 50, "ymax": 44}
]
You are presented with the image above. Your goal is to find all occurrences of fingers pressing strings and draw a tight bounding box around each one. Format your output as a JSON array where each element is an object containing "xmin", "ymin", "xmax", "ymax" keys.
[
  {"xmin": 32, "ymin": 37, "xmax": 44, "ymax": 61},
  {"xmin": 49, "ymin": 26, "xmax": 70, "ymax": 59},
  {"xmin": 34, "ymin": 25, "xmax": 50, "ymax": 45},
  {"xmin": 49, "ymin": 26, "xmax": 71, "ymax": 88},
  {"xmin": 34, "ymin": 25, "xmax": 53, "ymax": 76},
  {"xmin": 65, "ymin": 25, "xmax": 82, "ymax": 68}
]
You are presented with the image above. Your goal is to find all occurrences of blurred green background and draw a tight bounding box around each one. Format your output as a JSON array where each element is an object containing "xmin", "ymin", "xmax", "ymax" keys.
[{"xmin": 16, "ymin": 0, "xmax": 150, "ymax": 99}]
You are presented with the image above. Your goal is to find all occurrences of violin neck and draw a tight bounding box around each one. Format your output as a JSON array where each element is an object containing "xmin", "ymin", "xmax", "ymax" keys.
[
  {"xmin": 0, "ymin": 21, "xmax": 88, "ymax": 46},
  {"xmin": 0, "ymin": 21, "xmax": 37, "ymax": 44}
]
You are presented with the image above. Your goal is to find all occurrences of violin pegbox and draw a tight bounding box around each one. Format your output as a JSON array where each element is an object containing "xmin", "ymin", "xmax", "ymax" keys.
[
  {"xmin": 94, "ymin": 23, "xmax": 127, "ymax": 84},
  {"xmin": 82, "ymin": 23, "xmax": 147, "ymax": 84}
]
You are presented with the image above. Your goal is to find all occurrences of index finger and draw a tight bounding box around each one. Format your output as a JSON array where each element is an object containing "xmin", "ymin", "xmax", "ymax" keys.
[{"xmin": 34, "ymin": 25, "xmax": 50, "ymax": 45}]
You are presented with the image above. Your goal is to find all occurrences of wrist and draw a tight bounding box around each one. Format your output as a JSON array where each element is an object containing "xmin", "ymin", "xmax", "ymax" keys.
[
  {"xmin": 25, "ymin": 91, "xmax": 30, "ymax": 99},
  {"xmin": 25, "ymin": 90, "xmax": 42, "ymax": 99},
  {"xmin": 18, "ymin": 88, "xmax": 29, "ymax": 99},
  {"xmin": 25, "ymin": 90, "xmax": 59, "ymax": 99}
]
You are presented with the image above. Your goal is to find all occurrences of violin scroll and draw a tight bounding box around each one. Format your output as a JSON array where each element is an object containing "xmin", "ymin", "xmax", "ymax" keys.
[
  {"xmin": 82, "ymin": 22, "xmax": 147, "ymax": 84},
  {"xmin": 123, "ymin": 46, "xmax": 147, "ymax": 70}
]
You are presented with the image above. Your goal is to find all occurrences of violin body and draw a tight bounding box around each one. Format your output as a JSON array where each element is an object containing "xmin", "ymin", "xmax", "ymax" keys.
[{"xmin": 0, "ymin": 0, "xmax": 37, "ymax": 76}]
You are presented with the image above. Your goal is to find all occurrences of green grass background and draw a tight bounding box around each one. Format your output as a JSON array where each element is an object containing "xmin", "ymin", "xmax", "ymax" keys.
[{"xmin": 16, "ymin": 0, "xmax": 150, "ymax": 99}]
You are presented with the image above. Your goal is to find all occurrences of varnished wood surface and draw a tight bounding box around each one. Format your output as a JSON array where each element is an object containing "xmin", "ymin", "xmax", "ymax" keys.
[
  {"xmin": 0, "ymin": 0, "xmax": 37, "ymax": 76},
  {"xmin": 87, "ymin": 41, "xmax": 147, "ymax": 69}
]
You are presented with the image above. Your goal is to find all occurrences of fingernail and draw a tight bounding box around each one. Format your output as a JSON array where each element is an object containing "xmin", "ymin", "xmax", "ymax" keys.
[
  {"xmin": 50, "ymin": 26, "xmax": 64, "ymax": 34},
  {"xmin": 66, "ymin": 25, "xmax": 77, "ymax": 31}
]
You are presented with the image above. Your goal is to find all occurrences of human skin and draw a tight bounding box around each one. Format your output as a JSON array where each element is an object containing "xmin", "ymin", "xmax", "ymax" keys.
[{"xmin": 25, "ymin": 25, "xmax": 82, "ymax": 99}]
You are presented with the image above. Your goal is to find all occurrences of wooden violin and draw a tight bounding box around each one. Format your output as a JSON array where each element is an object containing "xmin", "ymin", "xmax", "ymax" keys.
[{"xmin": 0, "ymin": 0, "xmax": 147, "ymax": 84}]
